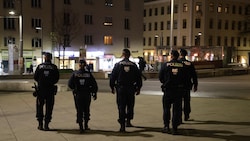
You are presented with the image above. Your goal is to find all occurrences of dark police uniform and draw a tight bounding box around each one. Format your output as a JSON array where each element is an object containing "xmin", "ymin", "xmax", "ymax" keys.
[
  {"xmin": 179, "ymin": 49, "xmax": 198, "ymax": 121},
  {"xmin": 159, "ymin": 50, "xmax": 187, "ymax": 134},
  {"xmin": 34, "ymin": 53, "xmax": 59, "ymax": 131},
  {"xmin": 68, "ymin": 61, "xmax": 98, "ymax": 133},
  {"xmin": 110, "ymin": 56, "xmax": 142, "ymax": 132}
]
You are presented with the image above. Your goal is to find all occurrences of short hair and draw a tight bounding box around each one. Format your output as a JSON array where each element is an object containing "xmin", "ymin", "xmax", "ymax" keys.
[
  {"xmin": 180, "ymin": 49, "xmax": 188, "ymax": 56},
  {"xmin": 44, "ymin": 52, "xmax": 52, "ymax": 59},
  {"xmin": 171, "ymin": 50, "xmax": 179, "ymax": 58},
  {"xmin": 123, "ymin": 48, "xmax": 131, "ymax": 57},
  {"xmin": 79, "ymin": 59, "xmax": 87, "ymax": 65}
]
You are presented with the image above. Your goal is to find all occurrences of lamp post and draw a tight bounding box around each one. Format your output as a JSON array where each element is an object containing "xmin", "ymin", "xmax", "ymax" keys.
[
  {"xmin": 35, "ymin": 27, "xmax": 43, "ymax": 63},
  {"xmin": 170, "ymin": 0, "xmax": 174, "ymax": 55},
  {"xmin": 9, "ymin": 10, "xmax": 23, "ymax": 74}
]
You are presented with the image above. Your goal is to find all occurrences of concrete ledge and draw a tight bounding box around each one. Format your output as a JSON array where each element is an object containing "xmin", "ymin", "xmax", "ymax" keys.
[{"xmin": 0, "ymin": 81, "xmax": 68, "ymax": 92}]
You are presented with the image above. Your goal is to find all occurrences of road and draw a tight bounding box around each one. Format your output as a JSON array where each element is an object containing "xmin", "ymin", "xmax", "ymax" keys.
[{"xmin": 94, "ymin": 74, "xmax": 250, "ymax": 100}]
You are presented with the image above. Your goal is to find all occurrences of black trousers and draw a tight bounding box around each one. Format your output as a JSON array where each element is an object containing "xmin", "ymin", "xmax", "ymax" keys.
[
  {"xmin": 116, "ymin": 86, "xmax": 135, "ymax": 124},
  {"xmin": 183, "ymin": 90, "xmax": 191, "ymax": 117},
  {"xmin": 74, "ymin": 93, "xmax": 91, "ymax": 123},
  {"xmin": 36, "ymin": 89, "xmax": 55, "ymax": 123},
  {"xmin": 162, "ymin": 88, "xmax": 183, "ymax": 129}
]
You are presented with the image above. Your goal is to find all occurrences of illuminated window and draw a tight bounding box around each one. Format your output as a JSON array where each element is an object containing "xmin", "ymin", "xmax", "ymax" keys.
[
  {"xmin": 225, "ymin": 5, "xmax": 229, "ymax": 13},
  {"xmin": 104, "ymin": 17, "xmax": 112, "ymax": 26},
  {"xmin": 218, "ymin": 4, "xmax": 222, "ymax": 13},
  {"xmin": 195, "ymin": 2, "xmax": 202, "ymax": 11},
  {"xmin": 105, "ymin": 0, "xmax": 113, "ymax": 7},
  {"xmin": 183, "ymin": 3, "xmax": 188, "ymax": 12},
  {"xmin": 104, "ymin": 36, "xmax": 113, "ymax": 45}
]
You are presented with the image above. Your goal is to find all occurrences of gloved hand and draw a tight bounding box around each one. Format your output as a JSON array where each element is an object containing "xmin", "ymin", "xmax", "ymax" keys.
[{"xmin": 91, "ymin": 93, "xmax": 97, "ymax": 100}]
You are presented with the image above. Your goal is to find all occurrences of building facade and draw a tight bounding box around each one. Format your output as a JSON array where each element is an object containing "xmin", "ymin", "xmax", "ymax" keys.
[
  {"xmin": 0, "ymin": 0, "xmax": 144, "ymax": 74},
  {"xmin": 144, "ymin": 0, "xmax": 250, "ymax": 67}
]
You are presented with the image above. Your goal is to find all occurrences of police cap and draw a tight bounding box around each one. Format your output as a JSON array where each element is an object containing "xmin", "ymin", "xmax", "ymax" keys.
[{"xmin": 180, "ymin": 49, "xmax": 188, "ymax": 56}]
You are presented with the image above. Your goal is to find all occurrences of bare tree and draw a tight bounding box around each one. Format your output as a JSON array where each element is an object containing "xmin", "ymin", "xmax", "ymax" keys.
[{"xmin": 51, "ymin": 8, "xmax": 81, "ymax": 69}]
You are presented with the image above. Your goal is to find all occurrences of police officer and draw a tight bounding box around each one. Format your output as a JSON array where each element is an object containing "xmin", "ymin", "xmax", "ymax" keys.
[
  {"xmin": 34, "ymin": 52, "xmax": 59, "ymax": 131},
  {"xmin": 179, "ymin": 49, "xmax": 198, "ymax": 121},
  {"xmin": 159, "ymin": 50, "xmax": 187, "ymax": 135},
  {"xmin": 68, "ymin": 59, "xmax": 98, "ymax": 133},
  {"xmin": 110, "ymin": 49, "xmax": 142, "ymax": 132}
]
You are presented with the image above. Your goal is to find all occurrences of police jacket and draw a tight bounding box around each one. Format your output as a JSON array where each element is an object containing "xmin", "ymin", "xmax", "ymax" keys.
[
  {"xmin": 159, "ymin": 59, "xmax": 187, "ymax": 89},
  {"xmin": 68, "ymin": 68, "xmax": 98, "ymax": 94},
  {"xmin": 34, "ymin": 61, "xmax": 59, "ymax": 88},
  {"xmin": 179, "ymin": 57, "xmax": 198, "ymax": 90},
  {"xmin": 110, "ymin": 58, "xmax": 142, "ymax": 90}
]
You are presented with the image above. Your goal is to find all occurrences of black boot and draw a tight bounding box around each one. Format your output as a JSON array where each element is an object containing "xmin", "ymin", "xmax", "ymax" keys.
[
  {"xmin": 79, "ymin": 123, "xmax": 84, "ymax": 133},
  {"xmin": 37, "ymin": 121, "xmax": 43, "ymax": 130},
  {"xmin": 126, "ymin": 119, "xmax": 133, "ymax": 127},
  {"xmin": 44, "ymin": 122, "xmax": 50, "ymax": 131},
  {"xmin": 119, "ymin": 124, "xmax": 126, "ymax": 132},
  {"xmin": 84, "ymin": 120, "xmax": 90, "ymax": 130}
]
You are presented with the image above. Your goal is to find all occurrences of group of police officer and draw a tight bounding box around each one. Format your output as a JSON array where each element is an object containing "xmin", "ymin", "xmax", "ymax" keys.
[
  {"xmin": 33, "ymin": 48, "xmax": 197, "ymax": 135},
  {"xmin": 159, "ymin": 49, "xmax": 198, "ymax": 135}
]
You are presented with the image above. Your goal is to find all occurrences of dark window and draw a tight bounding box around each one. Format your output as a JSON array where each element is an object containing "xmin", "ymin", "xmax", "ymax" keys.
[
  {"xmin": 218, "ymin": 19, "xmax": 222, "ymax": 29},
  {"xmin": 4, "ymin": 37, "xmax": 15, "ymax": 46},
  {"xmin": 183, "ymin": 19, "xmax": 187, "ymax": 28},
  {"xmin": 85, "ymin": 0, "xmax": 93, "ymax": 4},
  {"xmin": 85, "ymin": 15, "xmax": 93, "ymax": 24},
  {"xmin": 64, "ymin": 0, "xmax": 71, "ymax": 5},
  {"xmin": 231, "ymin": 37, "xmax": 235, "ymax": 46},
  {"xmin": 125, "ymin": 0, "xmax": 130, "ymax": 11},
  {"xmin": 63, "ymin": 34, "xmax": 70, "ymax": 47},
  {"xmin": 31, "ymin": 18, "xmax": 42, "ymax": 28},
  {"xmin": 149, "ymin": 8, "xmax": 152, "ymax": 16},
  {"xmin": 124, "ymin": 37, "xmax": 130, "ymax": 48},
  {"xmin": 84, "ymin": 35, "xmax": 93, "ymax": 45},
  {"xmin": 195, "ymin": 19, "xmax": 201, "ymax": 28},
  {"xmin": 238, "ymin": 21, "xmax": 242, "ymax": 30},
  {"xmin": 155, "ymin": 8, "xmax": 158, "ymax": 16},
  {"xmin": 154, "ymin": 22, "xmax": 157, "ymax": 30},
  {"xmin": 31, "ymin": 0, "xmax": 41, "ymax": 8},
  {"xmin": 148, "ymin": 37, "xmax": 151, "ymax": 46},
  {"xmin": 4, "ymin": 18, "xmax": 15, "ymax": 30},
  {"xmin": 161, "ymin": 7, "xmax": 164, "ymax": 15},
  {"xmin": 148, "ymin": 23, "xmax": 152, "ymax": 31},
  {"xmin": 64, "ymin": 13, "xmax": 70, "ymax": 25},
  {"xmin": 3, "ymin": 0, "xmax": 14, "ymax": 8},
  {"xmin": 144, "ymin": 9, "xmax": 146, "ymax": 17},
  {"xmin": 124, "ymin": 18, "xmax": 130, "ymax": 30},
  {"xmin": 225, "ymin": 20, "xmax": 229, "ymax": 30},
  {"xmin": 167, "ymin": 21, "xmax": 170, "ymax": 30},
  {"xmin": 32, "ymin": 38, "xmax": 42, "ymax": 47},
  {"xmin": 237, "ymin": 37, "xmax": 241, "ymax": 46},
  {"xmin": 224, "ymin": 37, "xmax": 228, "ymax": 46},
  {"xmin": 217, "ymin": 36, "xmax": 221, "ymax": 46},
  {"xmin": 232, "ymin": 21, "xmax": 235, "ymax": 30},
  {"xmin": 160, "ymin": 21, "xmax": 164, "ymax": 30},
  {"xmin": 209, "ymin": 19, "xmax": 213, "ymax": 29},
  {"xmin": 173, "ymin": 36, "xmax": 177, "ymax": 46},
  {"xmin": 232, "ymin": 5, "xmax": 236, "ymax": 14}
]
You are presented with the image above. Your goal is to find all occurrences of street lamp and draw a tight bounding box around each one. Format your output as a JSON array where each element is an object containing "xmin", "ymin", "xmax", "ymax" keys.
[{"xmin": 35, "ymin": 27, "xmax": 43, "ymax": 63}]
